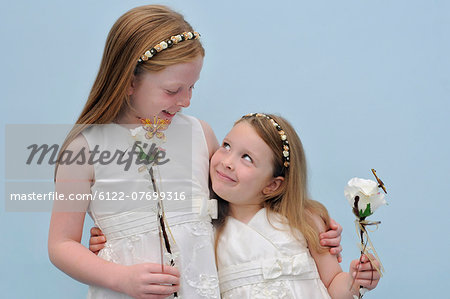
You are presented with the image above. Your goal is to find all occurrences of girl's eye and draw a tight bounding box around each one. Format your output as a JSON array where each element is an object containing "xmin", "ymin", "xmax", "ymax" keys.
[
  {"xmin": 190, "ymin": 85, "xmax": 195, "ymax": 90},
  {"xmin": 222, "ymin": 142, "xmax": 230, "ymax": 150},
  {"xmin": 166, "ymin": 89, "xmax": 178, "ymax": 95},
  {"xmin": 242, "ymin": 154, "xmax": 253, "ymax": 163}
]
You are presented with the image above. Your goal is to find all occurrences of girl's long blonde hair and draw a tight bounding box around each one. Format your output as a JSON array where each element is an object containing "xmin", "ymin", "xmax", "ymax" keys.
[
  {"xmin": 56, "ymin": 5, "xmax": 204, "ymax": 177},
  {"xmin": 214, "ymin": 114, "xmax": 330, "ymax": 254}
]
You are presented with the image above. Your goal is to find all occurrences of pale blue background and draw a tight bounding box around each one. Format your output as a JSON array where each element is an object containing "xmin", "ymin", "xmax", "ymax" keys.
[{"xmin": 1, "ymin": 0, "xmax": 449, "ymax": 298}]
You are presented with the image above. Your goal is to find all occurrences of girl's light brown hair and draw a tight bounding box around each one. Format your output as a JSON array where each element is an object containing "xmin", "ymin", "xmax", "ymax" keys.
[
  {"xmin": 55, "ymin": 5, "xmax": 204, "ymax": 177},
  {"xmin": 214, "ymin": 114, "xmax": 330, "ymax": 254}
]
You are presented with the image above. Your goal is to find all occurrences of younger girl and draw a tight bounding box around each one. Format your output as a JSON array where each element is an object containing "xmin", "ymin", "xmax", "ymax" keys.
[{"xmin": 211, "ymin": 113, "xmax": 381, "ymax": 298}]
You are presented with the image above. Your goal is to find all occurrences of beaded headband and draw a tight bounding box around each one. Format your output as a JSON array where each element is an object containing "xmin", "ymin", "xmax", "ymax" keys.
[
  {"xmin": 138, "ymin": 31, "xmax": 200, "ymax": 63},
  {"xmin": 242, "ymin": 113, "xmax": 290, "ymax": 168}
]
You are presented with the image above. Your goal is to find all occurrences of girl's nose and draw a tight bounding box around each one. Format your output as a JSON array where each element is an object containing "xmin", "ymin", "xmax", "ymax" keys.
[
  {"xmin": 176, "ymin": 90, "xmax": 191, "ymax": 108},
  {"xmin": 222, "ymin": 157, "xmax": 234, "ymax": 170}
]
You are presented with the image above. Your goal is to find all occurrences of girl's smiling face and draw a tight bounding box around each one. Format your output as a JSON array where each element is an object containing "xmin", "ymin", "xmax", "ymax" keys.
[
  {"xmin": 119, "ymin": 56, "xmax": 203, "ymax": 124},
  {"xmin": 210, "ymin": 122, "xmax": 283, "ymax": 217}
]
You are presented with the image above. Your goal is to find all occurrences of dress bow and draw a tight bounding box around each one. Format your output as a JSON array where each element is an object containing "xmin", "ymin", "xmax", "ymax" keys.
[{"xmin": 262, "ymin": 252, "xmax": 310, "ymax": 280}]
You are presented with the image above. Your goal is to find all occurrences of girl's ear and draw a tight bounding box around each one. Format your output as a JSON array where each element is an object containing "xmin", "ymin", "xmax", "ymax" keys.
[
  {"xmin": 262, "ymin": 176, "xmax": 284, "ymax": 195},
  {"xmin": 128, "ymin": 75, "xmax": 136, "ymax": 96}
]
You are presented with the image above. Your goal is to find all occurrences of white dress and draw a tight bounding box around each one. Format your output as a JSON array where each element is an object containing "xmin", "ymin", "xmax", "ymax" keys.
[
  {"xmin": 216, "ymin": 208, "xmax": 331, "ymax": 299},
  {"xmin": 82, "ymin": 114, "xmax": 220, "ymax": 298}
]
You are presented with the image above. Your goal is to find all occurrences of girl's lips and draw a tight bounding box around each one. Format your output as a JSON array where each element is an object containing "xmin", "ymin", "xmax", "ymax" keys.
[
  {"xmin": 162, "ymin": 110, "xmax": 178, "ymax": 117},
  {"xmin": 216, "ymin": 170, "xmax": 236, "ymax": 182}
]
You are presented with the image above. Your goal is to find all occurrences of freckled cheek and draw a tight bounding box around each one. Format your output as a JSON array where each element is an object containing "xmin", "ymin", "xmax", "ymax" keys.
[{"xmin": 133, "ymin": 91, "xmax": 156, "ymax": 106}]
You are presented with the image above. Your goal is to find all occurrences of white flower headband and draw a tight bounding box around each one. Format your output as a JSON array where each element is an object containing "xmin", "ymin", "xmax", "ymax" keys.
[
  {"xmin": 138, "ymin": 31, "xmax": 200, "ymax": 63},
  {"xmin": 242, "ymin": 113, "xmax": 290, "ymax": 168}
]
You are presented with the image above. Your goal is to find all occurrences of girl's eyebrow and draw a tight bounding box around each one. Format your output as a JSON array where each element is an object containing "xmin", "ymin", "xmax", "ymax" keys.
[
  {"xmin": 163, "ymin": 79, "xmax": 194, "ymax": 86},
  {"xmin": 162, "ymin": 82, "xmax": 182, "ymax": 88}
]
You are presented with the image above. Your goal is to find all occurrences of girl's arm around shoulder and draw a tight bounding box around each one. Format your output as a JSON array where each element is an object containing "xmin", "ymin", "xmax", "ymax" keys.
[{"xmin": 198, "ymin": 119, "xmax": 219, "ymax": 159}]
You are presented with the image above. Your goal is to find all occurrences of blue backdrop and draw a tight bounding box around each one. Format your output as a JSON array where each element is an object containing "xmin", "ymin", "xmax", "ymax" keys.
[{"xmin": 1, "ymin": 0, "xmax": 448, "ymax": 297}]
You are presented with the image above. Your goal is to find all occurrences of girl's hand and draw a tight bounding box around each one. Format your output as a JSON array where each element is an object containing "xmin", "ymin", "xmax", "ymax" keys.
[
  {"xmin": 319, "ymin": 218, "xmax": 343, "ymax": 262},
  {"xmin": 118, "ymin": 263, "xmax": 180, "ymax": 299},
  {"xmin": 89, "ymin": 227, "xmax": 106, "ymax": 255},
  {"xmin": 350, "ymin": 254, "xmax": 381, "ymax": 290}
]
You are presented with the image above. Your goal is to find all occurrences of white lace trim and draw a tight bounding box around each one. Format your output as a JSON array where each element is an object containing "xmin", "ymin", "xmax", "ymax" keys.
[{"xmin": 251, "ymin": 280, "xmax": 294, "ymax": 299}]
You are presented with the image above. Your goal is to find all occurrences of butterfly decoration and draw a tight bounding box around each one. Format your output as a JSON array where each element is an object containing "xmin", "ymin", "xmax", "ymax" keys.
[{"xmin": 139, "ymin": 116, "xmax": 169, "ymax": 141}]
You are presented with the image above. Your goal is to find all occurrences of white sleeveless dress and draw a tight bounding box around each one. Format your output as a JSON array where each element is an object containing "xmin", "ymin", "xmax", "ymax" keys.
[
  {"xmin": 217, "ymin": 208, "xmax": 331, "ymax": 299},
  {"xmin": 82, "ymin": 114, "xmax": 220, "ymax": 298}
]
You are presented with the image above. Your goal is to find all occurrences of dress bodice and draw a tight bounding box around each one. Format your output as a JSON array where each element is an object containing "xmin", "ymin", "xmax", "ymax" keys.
[
  {"xmin": 217, "ymin": 208, "xmax": 331, "ymax": 299},
  {"xmin": 82, "ymin": 113, "xmax": 210, "ymax": 217}
]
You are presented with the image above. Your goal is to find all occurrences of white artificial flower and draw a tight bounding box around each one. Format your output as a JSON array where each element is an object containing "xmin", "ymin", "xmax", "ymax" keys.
[
  {"xmin": 130, "ymin": 126, "xmax": 165, "ymax": 148},
  {"xmin": 344, "ymin": 177, "xmax": 386, "ymax": 218},
  {"xmin": 130, "ymin": 126, "xmax": 146, "ymax": 139}
]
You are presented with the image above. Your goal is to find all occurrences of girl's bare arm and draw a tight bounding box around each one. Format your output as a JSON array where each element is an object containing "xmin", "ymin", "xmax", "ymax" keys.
[{"xmin": 48, "ymin": 134, "xmax": 179, "ymax": 298}]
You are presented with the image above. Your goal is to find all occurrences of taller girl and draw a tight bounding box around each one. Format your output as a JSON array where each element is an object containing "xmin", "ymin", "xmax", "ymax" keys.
[{"xmin": 48, "ymin": 5, "xmax": 220, "ymax": 298}]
